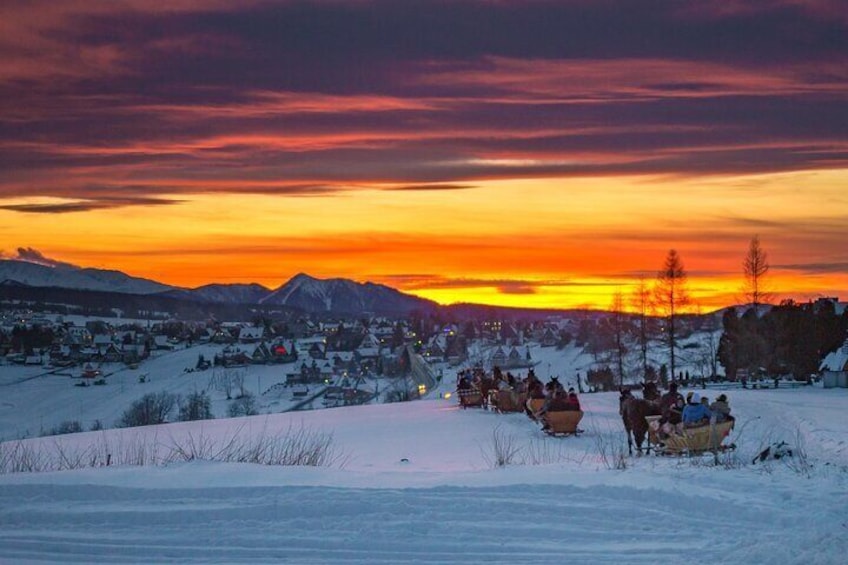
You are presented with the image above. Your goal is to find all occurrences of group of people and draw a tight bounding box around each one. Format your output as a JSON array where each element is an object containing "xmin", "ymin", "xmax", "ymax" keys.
[
  {"xmin": 531, "ymin": 373, "xmax": 581, "ymax": 416},
  {"xmin": 656, "ymin": 382, "xmax": 733, "ymax": 438},
  {"xmin": 455, "ymin": 366, "xmax": 581, "ymax": 415}
]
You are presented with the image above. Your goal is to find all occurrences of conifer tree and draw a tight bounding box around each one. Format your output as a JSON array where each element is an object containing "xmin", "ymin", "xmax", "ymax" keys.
[{"xmin": 655, "ymin": 249, "xmax": 690, "ymax": 382}]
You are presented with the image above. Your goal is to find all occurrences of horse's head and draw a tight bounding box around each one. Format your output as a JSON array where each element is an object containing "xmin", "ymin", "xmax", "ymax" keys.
[
  {"xmin": 642, "ymin": 381, "xmax": 659, "ymax": 401},
  {"xmin": 618, "ymin": 388, "xmax": 633, "ymax": 415}
]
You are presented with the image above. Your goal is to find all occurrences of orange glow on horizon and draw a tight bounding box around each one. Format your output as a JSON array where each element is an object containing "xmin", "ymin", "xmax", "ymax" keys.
[{"xmin": 3, "ymin": 170, "xmax": 847, "ymax": 312}]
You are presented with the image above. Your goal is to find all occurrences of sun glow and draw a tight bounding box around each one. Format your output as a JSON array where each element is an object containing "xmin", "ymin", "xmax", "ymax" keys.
[{"xmin": 3, "ymin": 169, "xmax": 847, "ymax": 311}]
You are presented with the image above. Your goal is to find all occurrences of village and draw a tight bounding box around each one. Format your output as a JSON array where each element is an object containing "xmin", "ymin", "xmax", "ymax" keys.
[
  {"xmin": 0, "ymin": 309, "xmax": 551, "ymax": 381},
  {"xmin": 0, "ymin": 306, "xmax": 592, "ymax": 438}
]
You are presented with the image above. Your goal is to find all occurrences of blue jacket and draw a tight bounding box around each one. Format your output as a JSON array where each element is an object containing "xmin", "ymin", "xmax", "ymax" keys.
[{"xmin": 682, "ymin": 403, "xmax": 711, "ymax": 424}]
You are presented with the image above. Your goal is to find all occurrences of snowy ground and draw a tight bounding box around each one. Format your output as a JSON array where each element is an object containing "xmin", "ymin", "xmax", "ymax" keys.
[{"xmin": 1, "ymin": 377, "xmax": 846, "ymax": 564}]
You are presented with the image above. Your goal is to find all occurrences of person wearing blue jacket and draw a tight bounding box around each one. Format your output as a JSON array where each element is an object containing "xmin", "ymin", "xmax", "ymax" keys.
[{"xmin": 682, "ymin": 392, "xmax": 711, "ymax": 427}]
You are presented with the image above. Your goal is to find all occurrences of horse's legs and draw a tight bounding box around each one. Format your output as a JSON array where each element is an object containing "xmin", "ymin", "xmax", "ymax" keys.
[{"xmin": 635, "ymin": 428, "xmax": 648, "ymax": 455}]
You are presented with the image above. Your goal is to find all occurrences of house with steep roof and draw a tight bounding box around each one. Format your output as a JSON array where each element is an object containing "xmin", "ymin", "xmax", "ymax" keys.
[
  {"xmin": 821, "ymin": 339, "xmax": 848, "ymax": 388},
  {"xmin": 239, "ymin": 326, "xmax": 265, "ymax": 343}
]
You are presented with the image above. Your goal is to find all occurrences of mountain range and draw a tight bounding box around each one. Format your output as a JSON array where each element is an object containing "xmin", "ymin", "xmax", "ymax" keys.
[{"xmin": 0, "ymin": 260, "xmax": 435, "ymax": 316}]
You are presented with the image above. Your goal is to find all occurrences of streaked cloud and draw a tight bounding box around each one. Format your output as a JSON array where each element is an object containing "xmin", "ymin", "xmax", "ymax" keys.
[
  {"xmin": 0, "ymin": 1, "xmax": 845, "ymax": 308},
  {"xmin": 0, "ymin": 196, "xmax": 182, "ymax": 214}
]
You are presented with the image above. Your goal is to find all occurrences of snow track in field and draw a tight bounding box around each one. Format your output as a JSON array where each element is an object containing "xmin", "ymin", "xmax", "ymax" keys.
[{"xmin": 1, "ymin": 476, "xmax": 845, "ymax": 564}]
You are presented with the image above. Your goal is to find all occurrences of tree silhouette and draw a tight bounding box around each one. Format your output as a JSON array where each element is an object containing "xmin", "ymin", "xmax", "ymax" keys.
[
  {"xmin": 629, "ymin": 276, "xmax": 652, "ymax": 380},
  {"xmin": 655, "ymin": 249, "xmax": 690, "ymax": 382},
  {"xmin": 743, "ymin": 235, "xmax": 771, "ymax": 309}
]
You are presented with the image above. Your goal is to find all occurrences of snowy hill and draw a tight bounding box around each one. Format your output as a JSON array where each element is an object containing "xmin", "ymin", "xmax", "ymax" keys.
[
  {"xmin": 261, "ymin": 272, "xmax": 436, "ymax": 315},
  {"xmin": 0, "ymin": 260, "xmax": 173, "ymax": 295},
  {"xmin": 0, "ymin": 381, "xmax": 846, "ymax": 563},
  {"xmin": 165, "ymin": 282, "xmax": 272, "ymax": 304}
]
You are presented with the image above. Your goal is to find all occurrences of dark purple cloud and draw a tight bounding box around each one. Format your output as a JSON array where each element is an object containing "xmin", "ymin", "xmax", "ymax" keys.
[
  {"xmin": 0, "ymin": 0, "xmax": 846, "ymax": 207},
  {"xmin": 3, "ymin": 247, "xmax": 80, "ymax": 269}
]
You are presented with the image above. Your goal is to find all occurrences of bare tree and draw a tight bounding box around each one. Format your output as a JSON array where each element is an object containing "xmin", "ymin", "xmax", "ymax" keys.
[
  {"xmin": 629, "ymin": 276, "xmax": 652, "ymax": 379},
  {"xmin": 742, "ymin": 234, "xmax": 771, "ymax": 310},
  {"xmin": 609, "ymin": 291, "xmax": 628, "ymax": 387},
  {"xmin": 655, "ymin": 249, "xmax": 690, "ymax": 382},
  {"xmin": 118, "ymin": 392, "xmax": 178, "ymax": 428},
  {"xmin": 211, "ymin": 369, "xmax": 245, "ymax": 400}
]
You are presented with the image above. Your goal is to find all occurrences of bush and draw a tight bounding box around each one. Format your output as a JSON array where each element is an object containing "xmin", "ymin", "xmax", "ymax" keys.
[
  {"xmin": 228, "ymin": 392, "xmax": 258, "ymax": 418},
  {"xmin": 118, "ymin": 392, "xmax": 178, "ymax": 428},
  {"xmin": 179, "ymin": 391, "xmax": 214, "ymax": 422},
  {"xmin": 481, "ymin": 424, "xmax": 523, "ymax": 468},
  {"xmin": 42, "ymin": 420, "xmax": 83, "ymax": 437}
]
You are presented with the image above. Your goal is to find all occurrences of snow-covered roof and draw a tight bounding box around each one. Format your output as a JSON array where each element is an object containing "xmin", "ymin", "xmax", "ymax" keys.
[
  {"xmin": 820, "ymin": 343, "xmax": 848, "ymax": 372},
  {"xmin": 239, "ymin": 327, "xmax": 265, "ymax": 340}
]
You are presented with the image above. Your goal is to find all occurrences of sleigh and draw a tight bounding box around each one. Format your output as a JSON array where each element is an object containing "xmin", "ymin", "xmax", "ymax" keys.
[
  {"xmin": 541, "ymin": 410, "xmax": 584, "ymax": 436},
  {"xmin": 457, "ymin": 388, "xmax": 484, "ymax": 408},
  {"xmin": 647, "ymin": 416, "xmax": 735, "ymax": 455}
]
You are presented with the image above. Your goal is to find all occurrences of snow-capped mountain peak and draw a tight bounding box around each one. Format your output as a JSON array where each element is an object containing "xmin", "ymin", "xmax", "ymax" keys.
[{"xmin": 0, "ymin": 260, "xmax": 173, "ymax": 295}]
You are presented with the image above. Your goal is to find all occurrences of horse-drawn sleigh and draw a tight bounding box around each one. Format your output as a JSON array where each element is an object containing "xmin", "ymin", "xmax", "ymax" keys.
[{"xmin": 620, "ymin": 383, "xmax": 735, "ymax": 456}]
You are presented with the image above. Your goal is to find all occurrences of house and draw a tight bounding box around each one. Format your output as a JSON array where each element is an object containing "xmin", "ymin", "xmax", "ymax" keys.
[
  {"xmin": 153, "ymin": 335, "xmax": 173, "ymax": 350},
  {"xmin": 820, "ymin": 339, "xmax": 848, "ymax": 388},
  {"xmin": 330, "ymin": 351, "xmax": 355, "ymax": 371},
  {"xmin": 308, "ymin": 342, "xmax": 326, "ymax": 360},
  {"xmin": 444, "ymin": 335, "xmax": 468, "ymax": 366},
  {"xmin": 92, "ymin": 334, "xmax": 113, "ymax": 348},
  {"xmin": 216, "ymin": 346, "xmax": 250, "ymax": 367},
  {"xmin": 268, "ymin": 340, "xmax": 297, "ymax": 363},
  {"xmin": 507, "ymin": 346, "xmax": 522, "ymax": 365},
  {"xmin": 239, "ymin": 327, "xmax": 265, "ymax": 344},
  {"xmin": 286, "ymin": 360, "xmax": 324, "ymax": 385},
  {"xmin": 423, "ymin": 335, "xmax": 445, "ymax": 363},
  {"xmin": 25, "ymin": 354, "xmax": 43, "ymax": 365},
  {"xmin": 251, "ymin": 342, "xmax": 272, "ymax": 364},
  {"xmin": 99, "ymin": 343, "xmax": 123, "ymax": 363},
  {"xmin": 122, "ymin": 344, "xmax": 148, "ymax": 365},
  {"xmin": 211, "ymin": 328, "xmax": 235, "ymax": 344},
  {"xmin": 50, "ymin": 345, "xmax": 74, "ymax": 367},
  {"xmin": 540, "ymin": 328, "xmax": 558, "ymax": 347},
  {"xmin": 505, "ymin": 346, "xmax": 534, "ymax": 370},
  {"xmin": 490, "ymin": 346, "xmax": 507, "ymax": 369}
]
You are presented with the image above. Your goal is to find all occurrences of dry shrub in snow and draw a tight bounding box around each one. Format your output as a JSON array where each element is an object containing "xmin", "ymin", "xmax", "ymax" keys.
[
  {"xmin": 0, "ymin": 421, "xmax": 347, "ymax": 474},
  {"xmin": 481, "ymin": 424, "xmax": 523, "ymax": 468},
  {"xmin": 227, "ymin": 392, "xmax": 258, "ymax": 418},
  {"xmin": 589, "ymin": 422, "xmax": 628, "ymax": 471}
]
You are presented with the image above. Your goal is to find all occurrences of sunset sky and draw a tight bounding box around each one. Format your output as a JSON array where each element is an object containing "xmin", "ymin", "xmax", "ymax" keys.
[{"xmin": 1, "ymin": 0, "xmax": 846, "ymax": 310}]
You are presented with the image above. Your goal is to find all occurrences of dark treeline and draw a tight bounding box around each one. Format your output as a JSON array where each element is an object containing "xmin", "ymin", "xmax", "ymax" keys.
[{"xmin": 718, "ymin": 300, "xmax": 848, "ymax": 380}]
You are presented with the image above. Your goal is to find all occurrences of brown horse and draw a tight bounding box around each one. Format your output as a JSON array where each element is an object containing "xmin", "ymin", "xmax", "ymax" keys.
[
  {"xmin": 476, "ymin": 372, "xmax": 499, "ymax": 410},
  {"xmin": 620, "ymin": 385, "xmax": 661, "ymax": 455}
]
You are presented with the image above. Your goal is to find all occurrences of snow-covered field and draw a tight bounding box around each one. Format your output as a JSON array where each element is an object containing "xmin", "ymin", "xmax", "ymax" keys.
[
  {"xmin": 0, "ymin": 343, "xmax": 319, "ymax": 440},
  {"xmin": 1, "ymin": 373, "xmax": 846, "ymax": 564}
]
